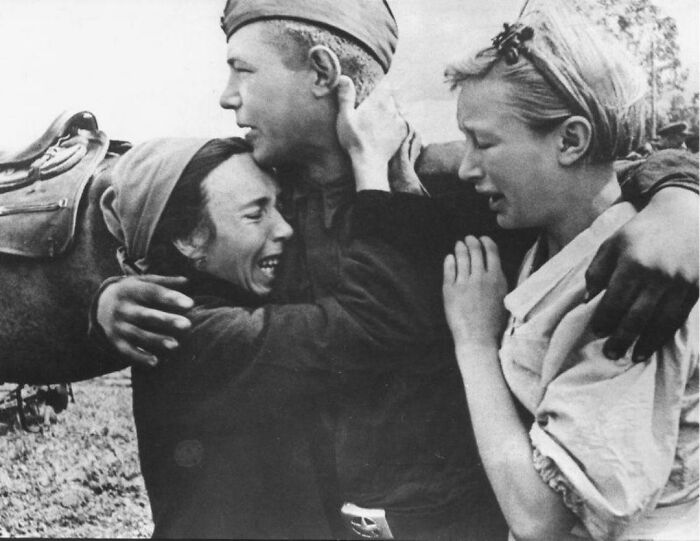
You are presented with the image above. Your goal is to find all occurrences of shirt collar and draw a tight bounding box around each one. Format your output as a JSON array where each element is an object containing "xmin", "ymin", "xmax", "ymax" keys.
[
  {"xmin": 280, "ymin": 168, "xmax": 355, "ymax": 229},
  {"xmin": 505, "ymin": 202, "xmax": 638, "ymax": 320}
]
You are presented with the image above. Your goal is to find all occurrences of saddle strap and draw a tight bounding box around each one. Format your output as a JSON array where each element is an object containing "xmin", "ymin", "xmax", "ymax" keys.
[{"xmin": 0, "ymin": 198, "xmax": 68, "ymax": 217}]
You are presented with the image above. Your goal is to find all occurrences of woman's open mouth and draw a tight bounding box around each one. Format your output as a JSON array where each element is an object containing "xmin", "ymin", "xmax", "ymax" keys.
[
  {"xmin": 257, "ymin": 255, "xmax": 281, "ymax": 279},
  {"xmin": 488, "ymin": 193, "xmax": 505, "ymax": 211}
]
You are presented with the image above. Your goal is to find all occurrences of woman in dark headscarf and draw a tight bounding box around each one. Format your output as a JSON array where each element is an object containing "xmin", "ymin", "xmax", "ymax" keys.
[{"xmin": 101, "ymin": 137, "xmax": 332, "ymax": 538}]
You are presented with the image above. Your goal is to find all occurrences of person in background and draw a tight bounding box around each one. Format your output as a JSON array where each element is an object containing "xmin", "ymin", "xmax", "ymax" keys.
[{"xmin": 656, "ymin": 121, "xmax": 692, "ymax": 150}]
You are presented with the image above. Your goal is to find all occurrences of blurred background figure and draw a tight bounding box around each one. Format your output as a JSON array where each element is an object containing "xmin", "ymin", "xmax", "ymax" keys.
[{"xmin": 656, "ymin": 121, "xmax": 693, "ymax": 149}]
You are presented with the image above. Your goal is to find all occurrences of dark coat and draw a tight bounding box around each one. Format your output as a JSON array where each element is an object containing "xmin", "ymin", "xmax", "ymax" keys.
[{"xmin": 132, "ymin": 280, "xmax": 332, "ymax": 539}]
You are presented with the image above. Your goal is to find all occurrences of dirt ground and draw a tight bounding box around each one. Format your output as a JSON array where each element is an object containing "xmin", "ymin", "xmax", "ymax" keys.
[{"xmin": 0, "ymin": 370, "xmax": 152, "ymax": 538}]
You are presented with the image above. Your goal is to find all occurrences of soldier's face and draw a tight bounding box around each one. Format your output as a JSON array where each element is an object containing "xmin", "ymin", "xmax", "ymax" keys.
[{"xmin": 220, "ymin": 22, "xmax": 319, "ymax": 168}]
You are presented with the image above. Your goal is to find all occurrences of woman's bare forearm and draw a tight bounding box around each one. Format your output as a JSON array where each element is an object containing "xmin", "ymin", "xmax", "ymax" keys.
[{"xmin": 455, "ymin": 342, "xmax": 575, "ymax": 541}]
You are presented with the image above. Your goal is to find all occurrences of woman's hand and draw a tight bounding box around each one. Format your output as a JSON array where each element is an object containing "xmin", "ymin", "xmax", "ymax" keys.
[
  {"xmin": 336, "ymin": 75, "xmax": 408, "ymax": 192},
  {"xmin": 388, "ymin": 124, "xmax": 427, "ymax": 195},
  {"xmin": 443, "ymin": 236, "xmax": 508, "ymax": 347}
]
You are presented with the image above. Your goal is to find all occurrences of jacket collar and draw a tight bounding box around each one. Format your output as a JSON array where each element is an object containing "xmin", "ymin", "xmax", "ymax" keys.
[{"xmin": 280, "ymin": 168, "xmax": 355, "ymax": 229}]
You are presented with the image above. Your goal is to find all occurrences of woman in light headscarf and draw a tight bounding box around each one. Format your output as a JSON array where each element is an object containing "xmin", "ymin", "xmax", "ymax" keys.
[{"xmin": 437, "ymin": 2, "xmax": 698, "ymax": 540}]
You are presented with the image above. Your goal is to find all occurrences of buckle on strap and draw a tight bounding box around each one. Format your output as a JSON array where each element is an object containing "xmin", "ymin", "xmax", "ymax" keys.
[{"xmin": 340, "ymin": 502, "xmax": 394, "ymax": 539}]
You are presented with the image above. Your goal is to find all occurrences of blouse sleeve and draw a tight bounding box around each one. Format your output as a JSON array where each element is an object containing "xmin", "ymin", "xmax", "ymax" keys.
[{"xmin": 529, "ymin": 300, "xmax": 699, "ymax": 541}]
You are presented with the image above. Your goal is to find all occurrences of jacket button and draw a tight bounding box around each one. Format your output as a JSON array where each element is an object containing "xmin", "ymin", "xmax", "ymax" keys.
[{"xmin": 174, "ymin": 439, "xmax": 204, "ymax": 468}]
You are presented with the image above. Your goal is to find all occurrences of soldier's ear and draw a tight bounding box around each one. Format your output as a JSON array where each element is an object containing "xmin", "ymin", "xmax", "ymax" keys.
[{"xmin": 309, "ymin": 45, "xmax": 341, "ymax": 98}]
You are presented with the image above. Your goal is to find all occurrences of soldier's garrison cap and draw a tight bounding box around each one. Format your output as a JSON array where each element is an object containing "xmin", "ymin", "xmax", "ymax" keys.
[
  {"xmin": 220, "ymin": 0, "xmax": 398, "ymax": 72},
  {"xmin": 657, "ymin": 121, "xmax": 692, "ymax": 137}
]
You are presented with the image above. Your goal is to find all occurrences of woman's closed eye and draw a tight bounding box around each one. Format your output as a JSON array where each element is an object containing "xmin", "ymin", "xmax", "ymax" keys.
[
  {"xmin": 463, "ymin": 128, "xmax": 493, "ymax": 151},
  {"xmin": 474, "ymin": 137, "xmax": 493, "ymax": 150},
  {"xmin": 244, "ymin": 207, "xmax": 266, "ymax": 221}
]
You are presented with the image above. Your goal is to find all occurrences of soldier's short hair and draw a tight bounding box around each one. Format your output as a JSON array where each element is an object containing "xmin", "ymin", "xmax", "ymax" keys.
[{"xmin": 263, "ymin": 19, "xmax": 384, "ymax": 103}]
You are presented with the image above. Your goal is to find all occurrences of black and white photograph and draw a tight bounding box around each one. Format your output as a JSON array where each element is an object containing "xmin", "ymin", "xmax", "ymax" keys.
[{"xmin": 0, "ymin": 0, "xmax": 698, "ymax": 538}]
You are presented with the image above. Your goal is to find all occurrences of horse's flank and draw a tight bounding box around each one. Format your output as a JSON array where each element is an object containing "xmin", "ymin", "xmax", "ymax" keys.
[{"xmin": 0, "ymin": 157, "xmax": 127, "ymax": 384}]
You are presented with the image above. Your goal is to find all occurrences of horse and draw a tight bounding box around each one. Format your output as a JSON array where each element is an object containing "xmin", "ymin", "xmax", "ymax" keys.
[{"xmin": 0, "ymin": 112, "xmax": 129, "ymax": 384}]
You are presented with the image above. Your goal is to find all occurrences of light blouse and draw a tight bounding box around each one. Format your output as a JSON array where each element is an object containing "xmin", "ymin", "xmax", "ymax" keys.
[{"xmin": 500, "ymin": 202, "xmax": 698, "ymax": 541}]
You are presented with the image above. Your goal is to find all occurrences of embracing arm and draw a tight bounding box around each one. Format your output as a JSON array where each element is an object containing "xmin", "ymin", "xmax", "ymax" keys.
[
  {"xmin": 96, "ymin": 231, "xmax": 444, "ymax": 376},
  {"xmin": 588, "ymin": 150, "xmax": 699, "ymax": 360}
]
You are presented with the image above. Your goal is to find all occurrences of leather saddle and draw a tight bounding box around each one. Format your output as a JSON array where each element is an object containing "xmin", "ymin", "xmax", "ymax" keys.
[{"xmin": 0, "ymin": 111, "xmax": 116, "ymax": 258}]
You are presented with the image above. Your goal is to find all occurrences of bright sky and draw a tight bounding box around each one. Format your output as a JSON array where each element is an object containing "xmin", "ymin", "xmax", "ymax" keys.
[{"xmin": 0, "ymin": 0, "xmax": 697, "ymax": 149}]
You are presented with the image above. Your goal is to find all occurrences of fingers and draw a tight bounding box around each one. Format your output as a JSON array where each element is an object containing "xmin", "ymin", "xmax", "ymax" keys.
[
  {"xmin": 336, "ymin": 75, "xmax": 357, "ymax": 112},
  {"xmin": 399, "ymin": 125, "xmax": 413, "ymax": 161},
  {"xmin": 119, "ymin": 304, "xmax": 192, "ymax": 335},
  {"xmin": 407, "ymin": 127, "xmax": 423, "ymax": 165},
  {"xmin": 480, "ymin": 236, "xmax": 501, "ymax": 272},
  {"xmin": 449, "ymin": 236, "xmax": 495, "ymax": 281},
  {"xmin": 124, "ymin": 279, "xmax": 194, "ymax": 312},
  {"xmin": 454, "ymin": 240, "xmax": 470, "ymax": 282},
  {"xmin": 585, "ymin": 236, "xmax": 620, "ymax": 301},
  {"xmin": 112, "ymin": 337, "xmax": 160, "ymax": 367},
  {"xmin": 632, "ymin": 284, "xmax": 698, "ymax": 361},
  {"xmin": 399, "ymin": 123, "xmax": 421, "ymax": 164},
  {"xmin": 370, "ymin": 77, "xmax": 394, "ymax": 103},
  {"xmin": 115, "ymin": 319, "xmax": 180, "ymax": 357},
  {"xmin": 465, "ymin": 236, "xmax": 484, "ymax": 276},
  {"xmin": 600, "ymin": 281, "xmax": 665, "ymax": 359},
  {"xmin": 589, "ymin": 264, "xmax": 642, "ymax": 339},
  {"xmin": 443, "ymin": 254, "xmax": 456, "ymax": 286},
  {"xmin": 388, "ymin": 122, "xmax": 426, "ymax": 195},
  {"xmin": 136, "ymin": 274, "xmax": 189, "ymax": 288},
  {"xmin": 361, "ymin": 80, "xmax": 402, "ymax": 127}
]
